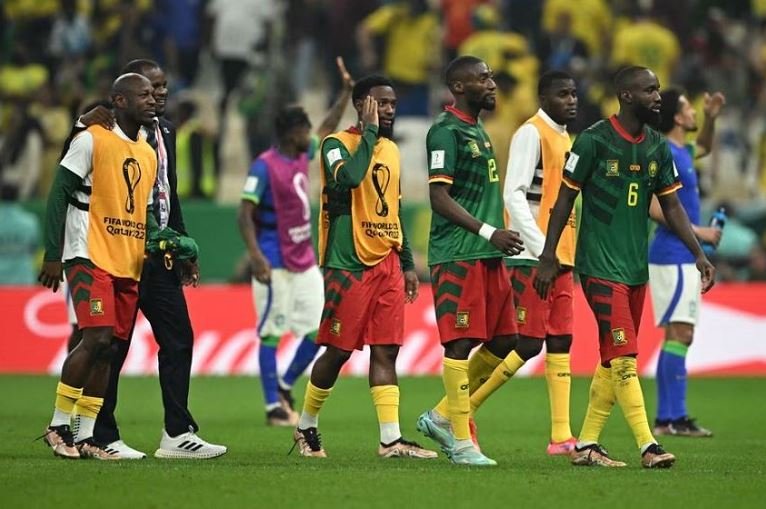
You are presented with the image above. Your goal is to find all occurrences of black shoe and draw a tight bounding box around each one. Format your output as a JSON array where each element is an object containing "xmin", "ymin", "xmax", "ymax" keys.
[
  {"xmin": 266, "ymin": 406, "xmax": 298, "ymax": 427},
  {"xmin": 671, "ymin": 416, "xmax": 713, "ymax": 437},
  {"xmin": 290, "ymin": 427, "xmax": 326, "ymax": 457},
  {"xmin": 641, "ymin": 443, "xmax": 676, "ymax": 468},
  {"xmin": 278, "ymin": 386, "xmax": 295, "ymax": 411}
]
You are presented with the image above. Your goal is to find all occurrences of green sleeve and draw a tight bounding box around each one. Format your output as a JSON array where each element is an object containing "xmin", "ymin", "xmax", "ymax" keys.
[
  {"xmin": 426, "ymin": 125, "xmax": 457, "ymax": 182},
  {"xmin": 563, "ymin": 132, "xmax": 596, "ymax": 187},
  {"xmin": 398, "ymin": 207, "xmax": 415, "ymax": 273},
  {"xmin": 43, "ymin": 166, "xmax": 82, "ymax": 261},
  {"xmin": 321, "ymin": 125, "xmax": 378, "ymax": 189}
]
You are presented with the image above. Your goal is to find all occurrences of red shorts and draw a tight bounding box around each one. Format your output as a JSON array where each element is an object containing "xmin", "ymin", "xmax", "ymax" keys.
[
  {"xmin": 581, "ymin": 276, "xmax": 646, "ymax": 363},
  {"xmin": 65, "ymin": 261, "xmax": 139, "ymax": 340},
  {"xmin": 430, "ymin": 258, "xmax": 517, "ymax": 344},
  {"xmin": 510, "ymin": 266, "xmax": 574, "ymax": 339},
  {"xmin": 317, "ymin": 252, "xmax": 404, "ymax": 351}
]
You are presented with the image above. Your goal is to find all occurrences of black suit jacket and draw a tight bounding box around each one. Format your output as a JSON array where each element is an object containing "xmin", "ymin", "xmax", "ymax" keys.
[{"xmin": 59, "ymin": 117, "xmax": 188, "ymax": 235}]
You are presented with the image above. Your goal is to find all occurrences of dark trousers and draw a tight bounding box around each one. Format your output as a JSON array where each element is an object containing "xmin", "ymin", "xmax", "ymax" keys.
[{"xmin": 94, "ymin": 256, "xmax": 198, "ymax": 443}]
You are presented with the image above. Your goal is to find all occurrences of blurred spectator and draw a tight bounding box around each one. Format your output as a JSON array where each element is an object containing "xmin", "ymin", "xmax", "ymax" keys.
[
  {"xmin": 0, "ymin": 184, "xmax": 40, "ymax": 285},
  {"xmin": 285, "ymin": 0, "xmax": 325, "ymax": 99},
  {"xmin": 441, "ymin": 0, "xmax": 488, "ymax": 60},
  {"xmin": 322, "ymin": 0, "xmax": 379, "ymax": 104},
  {"xmin": 357, "ymin": 0, "xmax": 440, "ymax": 117},
  {"xmin": 206, "ymin": 0, "xmax": 278, "ymax": 116},
  {"xmin": 502, "ymin": 0, "xmax": 543, "ymax": 43},
  {"xmin": 0, "ymin": 44, "xmax": 49, "ymax": 99},
  {"xmin": 611, "ymin": 13, "xmax": 681, "ymax": 87},
  {"xmin": 459, "ymin": 4, "xmax": 538, "ymax": 121},
  {"xmin": 48, "ymin": 0, "xmax": 91, "ymax": 60},
  {"xmin": 156, "ymin": 0, "xmax": 205, "ymax": 89},
  {"xmin": 542, "ymin": 0, "xmax": 613, "ymax": 60},
  {"xmin": 537, "ymin": 10, "xmax": 589, "ymax": 73},
  {"xmin": 0, "ymin": 101, "xmax": 45, "ymax": 200},
  {"xmin": 174, "ymin": 98, "xmax": 216, "ymax": 199}
]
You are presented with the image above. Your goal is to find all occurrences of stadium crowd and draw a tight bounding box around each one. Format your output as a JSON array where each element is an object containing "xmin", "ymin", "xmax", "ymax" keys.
[{"xmin": 1, "ymin": 0, "xmax": 766, "ymax": 284}]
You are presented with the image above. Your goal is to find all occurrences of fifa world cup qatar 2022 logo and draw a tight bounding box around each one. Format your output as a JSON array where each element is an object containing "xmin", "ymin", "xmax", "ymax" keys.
[{"xmin": 122, "ymin": 158, "xmax": 142, "ymax": 214}]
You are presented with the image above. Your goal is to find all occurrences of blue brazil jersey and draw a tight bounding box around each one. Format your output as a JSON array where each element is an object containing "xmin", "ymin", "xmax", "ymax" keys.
[
  {"xmin": 648, "ymin": 143, "xmax": 699, "ymax": 265},
  {"xmin": 241, "ymin": 158, "xmax": 284, "ymax": 269}
]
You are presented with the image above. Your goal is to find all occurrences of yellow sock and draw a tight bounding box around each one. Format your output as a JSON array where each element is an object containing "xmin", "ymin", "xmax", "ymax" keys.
[
  {"xmin": 469, "ymin": 351, "xmax": 525, "ymax": 414},
  {"xmin": 442, "ymin": 358, "xmax": 470, "ymax": 440},
  {"xmin": 611, "ymin": 356, "xmax": 654, "ymax": 449},
  {"xmin": 73, "ymin": 395, "xmax": 104, "ymax": 418},
  {"xmin": 545, "ymin": 353, "xmax": 573, "ymax": 442},
  {"xmin": 302, "ymin": 381, "xmax": 332, "ymax": 417},
  {"xmin": 371, "ymin": 385, "xmax": 400, "ymax": 444},
  {"xmin": 433, "ymin": 346, "xmax": 502, "ymax": 418},
  {"xmin": 55, "ymin": 382, "xmax": 83, "ymax": 414},
  {"xmin": 578, "ymin": 364, "xmax": 615, "ymax": 444}
]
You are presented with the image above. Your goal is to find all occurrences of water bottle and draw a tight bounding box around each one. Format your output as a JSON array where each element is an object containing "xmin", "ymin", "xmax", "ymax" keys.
[{"xmin": 702, "ymin": 207, "xmax": 726, "ymax": 257}]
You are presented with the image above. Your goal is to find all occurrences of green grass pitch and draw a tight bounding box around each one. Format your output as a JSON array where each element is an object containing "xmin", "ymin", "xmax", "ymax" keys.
[{"xmin": 1, "ymin": 376, "xmax": 764, "ymax": 509}]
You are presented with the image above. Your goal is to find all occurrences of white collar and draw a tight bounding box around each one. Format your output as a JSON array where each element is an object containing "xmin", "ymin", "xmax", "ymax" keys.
[{"xmin": 537, "ymin": 108, "xmax": 568, "ymax": 134}]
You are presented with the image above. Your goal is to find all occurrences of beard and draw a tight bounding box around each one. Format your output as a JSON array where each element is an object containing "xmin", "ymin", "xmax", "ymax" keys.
[
  {"xmin": 480, "ymin": 96, "xmax": 496, "ymax": 111},
  {"xmin": 636, "ymin": 104, "xmax": 661, "ymax": 128},
  {"xmin": 378, "ymin": 123, "xmax": 394, "ymax": 139}
]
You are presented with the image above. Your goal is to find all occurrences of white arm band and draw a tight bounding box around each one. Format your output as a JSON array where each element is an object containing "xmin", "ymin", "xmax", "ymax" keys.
[{"xmin": 478, "ymin": 223, "xmax": 496, "ymax": 241}]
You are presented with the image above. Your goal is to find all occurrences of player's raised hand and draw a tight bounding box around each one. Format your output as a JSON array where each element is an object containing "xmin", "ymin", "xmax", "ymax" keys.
[
  {"xmin": 490, "ymin": 229, "xmax": 524, "ymax": 257},
  {"xmin": 696, "ymin": 255, "xmax": 716, "ymax": 293},
  {"xmin": 703, "ymin": 92, "xmax": 726, "ymax": 119},
  {"xmin": 336, "ymin": 56, "xmax": 355, "ymax": 91},
  {"xmin": 533, "ymin": 254, "xmax": 559, "ymax": 300},
  {"xmin": 38, "ymin": 261, "xmax": 64, "ymax": 292},
  {"xmin": 404, "ymin": 270, "xmax": 419, "ymax": 303},
  {"xmin": 361, "ymin": 96, "xmax": 379, "ymax": 130},
  {"xmin": 81, "ymin": 105, "xmax": 115, "ymax": 129}
]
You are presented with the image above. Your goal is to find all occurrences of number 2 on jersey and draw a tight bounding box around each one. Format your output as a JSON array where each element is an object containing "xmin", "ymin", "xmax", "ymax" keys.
[
  {"xmin": 627, "ymin": 182, "xmax": 639, "ymax": 207},
  {"xmin": 488, "ymin": 158, "xmax": 499, "ymax": 182}
]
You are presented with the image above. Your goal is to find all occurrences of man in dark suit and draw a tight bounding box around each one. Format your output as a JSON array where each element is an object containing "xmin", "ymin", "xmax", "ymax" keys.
[{"xmin": 68, "ymin": 60, "xmax": 226, "ymax": 459}]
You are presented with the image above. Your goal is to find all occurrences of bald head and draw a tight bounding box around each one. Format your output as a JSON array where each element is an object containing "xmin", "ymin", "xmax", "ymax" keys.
[
  {"xmin": 110, "ymin": 73, "xmax": 156, "ymax": 128},
  {"xmin": 111, "ymin": 73, "xmax": 151, "ymax": 98},
  {"xmin": 445, "ymin": 55, "xmax": 485, "ymax": 89},
  {"xmin": 614, "ymin": 66, "xmax": 657, "ymax": 97},
  {"xmin": 613, "ymin": 66, "xmax": 662, "ymax": 127}
]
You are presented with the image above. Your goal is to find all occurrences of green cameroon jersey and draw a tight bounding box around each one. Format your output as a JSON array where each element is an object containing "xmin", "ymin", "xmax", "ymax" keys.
[
  {"xmin": 427, "ymin": 106, "xmax": 505, "ymax": 265},
  {"xmin": 562, "ymin": 116, "xmax": 681, "ymax": 285}
]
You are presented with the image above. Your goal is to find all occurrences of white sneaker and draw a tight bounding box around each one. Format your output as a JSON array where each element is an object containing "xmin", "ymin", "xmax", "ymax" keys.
[
  {"xmin": 154, "ymin": 430, "xmax": 227, "ymax": 459},
  {"xmin": 103, "ymin": 440, "xmax": 146, "ymax": 459}
]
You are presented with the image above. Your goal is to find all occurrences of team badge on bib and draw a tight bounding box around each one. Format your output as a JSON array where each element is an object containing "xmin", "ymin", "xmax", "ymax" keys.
[
  {"xmin": 456, "ymin": 311, "xmax": 470, "ymax": 329},
  {"xmin": 611, "ymin": 328, "xmax": 627, "ymax": 346},
  {"xmin": 330, "ymin": 318, "xmax": 342, "ymax": 336},
  {"xmin": 606, "ymin": 160, "xmax": 619, "ymax": 176}
]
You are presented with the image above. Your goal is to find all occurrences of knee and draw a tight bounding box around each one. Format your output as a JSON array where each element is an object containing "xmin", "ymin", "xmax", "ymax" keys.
[
  {"xmin": 81, "ymin": 330, "xmax": 115, "ymax": 361},
  {"xmin": 444, "ymin": 339, "xmax": 478, "ymax": 360},
  {"xmin": 370, "ymin": 345, "xmax": 399, "ymax": 367},
  {"xmin": 323, "ymin": 346, "xmax": 353, "ymax": 368},
  {"xmin": 545, "ymin": 335, "xmax": 572, "ymax": 354},
  {"xmin": 485, "ymin": 334, "xmax": 517, "ymax": 358},
  {"xmin": 515, "ymin": 337, "xmax": 544, "ymax": 361}
]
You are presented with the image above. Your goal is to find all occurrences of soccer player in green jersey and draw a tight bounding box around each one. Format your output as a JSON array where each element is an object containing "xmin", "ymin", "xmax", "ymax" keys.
[
  {"xmin": 416, "ymin": 56, "xmax": 524, "ymax": 466},
  {"xmin": 535, "ymin": 66, "xmax": 715, "ymax": 468}
]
